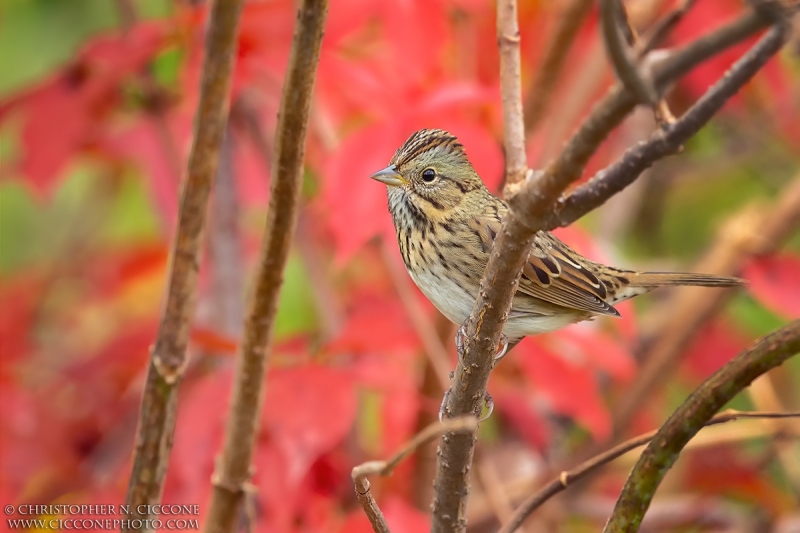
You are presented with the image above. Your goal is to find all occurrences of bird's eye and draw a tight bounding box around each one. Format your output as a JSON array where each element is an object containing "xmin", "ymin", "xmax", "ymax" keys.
[{"xmin": 421, "ymin": 168, "xmax": 437, "ymax": 182}]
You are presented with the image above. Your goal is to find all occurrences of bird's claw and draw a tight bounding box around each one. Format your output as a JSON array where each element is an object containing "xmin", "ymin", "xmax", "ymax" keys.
[
  {"xmin": 480, "ymin": 391, "xmax": 494, "ymax": 422},
  {"xmin": 438, "ymin": 390, "xmax": 494, "ymax": 423},
  {"xmin": 492, "ymin": 334, "xmax": 509, "ymax": 366},
  {"xmin": 455, "ymin": 328, "xmax": 510, "ymax": 369},
  {"xmin": 438, "ymin": 389, "xmax": 451, "ymax": 422}
]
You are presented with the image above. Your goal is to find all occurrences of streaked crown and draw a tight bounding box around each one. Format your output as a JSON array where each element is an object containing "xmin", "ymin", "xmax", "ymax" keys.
[{"xmin": 390, "ymin": 129, "xmax": 466, "ymax": 168}]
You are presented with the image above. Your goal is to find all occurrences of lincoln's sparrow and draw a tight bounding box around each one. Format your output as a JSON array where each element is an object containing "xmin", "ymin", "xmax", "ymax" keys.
[{"xmin": 371, "ymin": 129, "xmax": 743, "ymax": 352}]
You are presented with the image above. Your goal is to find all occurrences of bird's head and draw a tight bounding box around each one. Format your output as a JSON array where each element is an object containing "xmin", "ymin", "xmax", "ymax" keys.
[{"xmin": 370, "ymin": 129, "xmax": 486, "ymax": 217}]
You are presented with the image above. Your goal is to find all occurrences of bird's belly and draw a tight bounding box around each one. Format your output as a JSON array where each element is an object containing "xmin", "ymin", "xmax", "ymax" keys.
[
  {"xmin": 408, "ymin": 267, "xmax": 475, "ymax": 327},
  {"xmin": 408, "ymin": 267, "xmax": 583, "ymax": 339},
  {"xmin": 503, "ymin": 312, "xmax": 583, "ymax": 339}
]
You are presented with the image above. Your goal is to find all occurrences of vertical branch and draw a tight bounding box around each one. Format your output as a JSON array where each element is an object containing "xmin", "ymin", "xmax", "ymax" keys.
[
  {"xmin": 202, "ymin": 1, "xmax": 329, "ymax": 532},
  {"xmin": 124, "ymin": 0, "xmax": 245, "ymax": 526},
  {"xmin": 430, "ymin": 2, "xmax": 529, "ymax": 532},
  {"xmin": 497, "ymin": 0, "xmax": 529, "ymax": 189},
  {"xmin": 604, "ymin": 321, "xmax": 800, "ymax": 532}
]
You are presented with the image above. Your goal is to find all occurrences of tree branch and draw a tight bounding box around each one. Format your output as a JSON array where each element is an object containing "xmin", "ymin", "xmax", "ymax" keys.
[
  {"xmin": 499, "ymin": 410, "xmax": 800, "ymax": 533},
  {"xmin": 497, "ymin": 0, "xmax": 528, "ymax": 188},
  {"xmin": 353, "ymin": 418, "xmax": 478, "ymax": 533},
  {"xmin": 431, "ymin": 1, "xmax": 530, "ymax": 531},
  {"xmin": 604, "ymin": 320, "xmax": 800, "ymax": 532},
  {"xmin": 202, "ymin": 1, "xmax": 328, "ymax": 532},
  {"xmin": 550, "ymin": 23, "xmax": 791, "ymax": 229},
  {"xmin": 600, "ymin": 0, "xmax": 657, "ymax": 105},
  {"xmin": 123, "ymin": 0, "xmax": 245, "ymax": 526},
  {"xmin": 430, "ymin": 5, "xmax": 783, "ymax": 533}
]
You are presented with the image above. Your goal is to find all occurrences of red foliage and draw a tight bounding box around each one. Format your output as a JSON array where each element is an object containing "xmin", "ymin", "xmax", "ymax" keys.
[
  {"xmin": 1, "ymin": 0, "xmax": 797, "ymax": 530},
  {"xmin": 744, "ymin": 254, "xmax": 800, "ymax": 319}
]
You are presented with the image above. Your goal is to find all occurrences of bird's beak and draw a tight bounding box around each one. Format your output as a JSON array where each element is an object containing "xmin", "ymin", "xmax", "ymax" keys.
[{"xmin": 370, "ymin": 165, "xmax": 405, "ymax": 187}]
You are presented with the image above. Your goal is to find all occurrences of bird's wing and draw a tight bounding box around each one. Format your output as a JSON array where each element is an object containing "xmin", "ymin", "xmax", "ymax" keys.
[{"xmin": 471, "ymin": 215, "xmax": 620, "ymax": 317}]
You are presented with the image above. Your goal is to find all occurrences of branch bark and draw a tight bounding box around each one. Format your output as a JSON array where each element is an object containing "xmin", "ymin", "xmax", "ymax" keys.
[
  {"xmin": 202, "ymin": 1, "xmax": 328, "ymax": 532},
  {"xmin": 123, "ymin": 0, "xmax": 245, "ymax": 526},
  {"xmin": 430, "ymin": 5, "xmax": 784, "ymax": 533},
  {"xmin": 604, "ymin": 320, "xmax": 800, "ymax": 532},
  {"xmin": 431, "ymin": 2, "xmax": 530, "ymax": 532},
  {"xmin": 497, "ymin": 0, "xmax": 528, "ymax": 188}
]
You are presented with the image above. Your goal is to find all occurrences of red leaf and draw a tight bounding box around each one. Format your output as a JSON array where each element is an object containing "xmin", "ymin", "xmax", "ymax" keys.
[
  {"xmin": 326, "ymin": 292, "xmax": 420, "ymax": 357},
  {"xmin": 263, "ymin": 364, "xmax": 357, "ymax": 485},
  {"xmin": 681, "ymin": 321, "xmax": 751, "ymax": 380},
  {"xmin": 321, "ymin": 123, "xmax": 403, "ymax": 264},
  {"xmin": 686, "ymin": 446, "xmax": 794, "ymax": 513},
  {"xmin": 104, "ymin": 113, "xmax": 191, "ymax": 226},
  {"xmin": 494, "ymin": 387, "xmax": 550, "ymax": 452},
  {"xmin": 189, "ymin": 327, "xmax": 239, "ymax": 355},
  {"xmin": 515, "ymin": 339, "xmax": 611, "ymax": 440},
  {"xmin": 382, "ymin": 497, "xmax": 431, "ymax": 533},
  {"xmin": 743, "ymin": 254, "xmax": 800, "ymax": 318},
  {"xmin": 548, "ymin": 328, "xmax": 636, "ymax": 382},
  {"xmin": 1, "ymin": 22, "xmax": 167, "ymax": 195},
  {"xmin": 172, "ymin": 371, "xmax": 231, "ymax": 502}
]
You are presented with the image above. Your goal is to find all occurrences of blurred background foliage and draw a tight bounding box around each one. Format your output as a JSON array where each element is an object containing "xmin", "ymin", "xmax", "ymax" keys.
[{"xmin": 1, "ymin": 0, "xmax": 799, "ymax": 532}]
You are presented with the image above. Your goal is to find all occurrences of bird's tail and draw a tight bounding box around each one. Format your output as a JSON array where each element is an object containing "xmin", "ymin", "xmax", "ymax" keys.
[
  {"xmin": 607, "ymin": 270, "xmax": 745, "ymax": 304},
  {"xmin": 628, "ymin": 271, "xmax": 745, "ymax": 288}
]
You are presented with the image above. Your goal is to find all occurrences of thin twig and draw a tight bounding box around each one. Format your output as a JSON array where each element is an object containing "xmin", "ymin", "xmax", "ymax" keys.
[
  {"xmin": 523, "ymin": 0, "xmax": 594, "ymax": 133},
  {"xmin": 352, "ymin": 417, "xmax": 478, "ymax": 533},
  {"xmin": 497, "ymin": 0, "xmax": 529, "ymax": 189},
  {"xmin": 604, "ymin": 321, "xmax": 800, "ymax": 532},
  {"xmin": 202, "ymin": 1, "xmax": 328, "ymax": 532},
  {"xmin": 430, "ymin": 6, "xmax": 781, "ymax": 533},
  {"xmin": 601, "ymin": 0, "xmax": 657, "ymax": 105},
  {"xmin": 636, "ymin": 0, "xmax": 698, "ymax": 57},
  {"xmin": 499, "ymin": 410, "xmax": 800, "ymax": 533},
  {"xmin": 123, "ymin": 0, "xmax": 245, "ymax": 527}
]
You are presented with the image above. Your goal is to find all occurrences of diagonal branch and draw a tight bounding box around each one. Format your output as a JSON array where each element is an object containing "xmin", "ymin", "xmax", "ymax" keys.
[
  {"xmin": 123, "ymin": 0, "xmax": 245, "ymax": 527},
  {"xmin": 202, "ymin": 1, "xmax": 328, "ymax": 532},
  {"xmin": 604, "ymin": 320, "xmax": 800, "ymax": 532},
  {"xmin": 500, "ymin": 410, "xmax": 800, "ymax": 533},
  {"xmin": 600, "ymin": 0, "xmax": 657, "ymax": 105}
]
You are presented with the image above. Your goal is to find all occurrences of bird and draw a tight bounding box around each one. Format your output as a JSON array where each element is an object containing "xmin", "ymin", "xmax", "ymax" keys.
[{"xmin": 370, "ymin": 128, "xmax": 744, "ymax": 359}]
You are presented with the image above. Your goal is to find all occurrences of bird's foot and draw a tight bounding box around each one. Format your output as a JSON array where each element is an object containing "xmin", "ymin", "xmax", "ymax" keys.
[
  {"xmin": 480, "ymin": 391, "xmax": 494, "ymax": 422},
  {"xmin": 438, "ymin": 389, "xmax": 494, "ymax": 422},
  {"xmin": 455, "ymin": 327, "xmax": 510, "ymax": 369},
  {"xmin": 492, "ymin": 334, "xmax": 509, "ymax": 366},
  {"xmin": 438, "ymin": 389, "xmax": 450, "ymax": 423}
]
